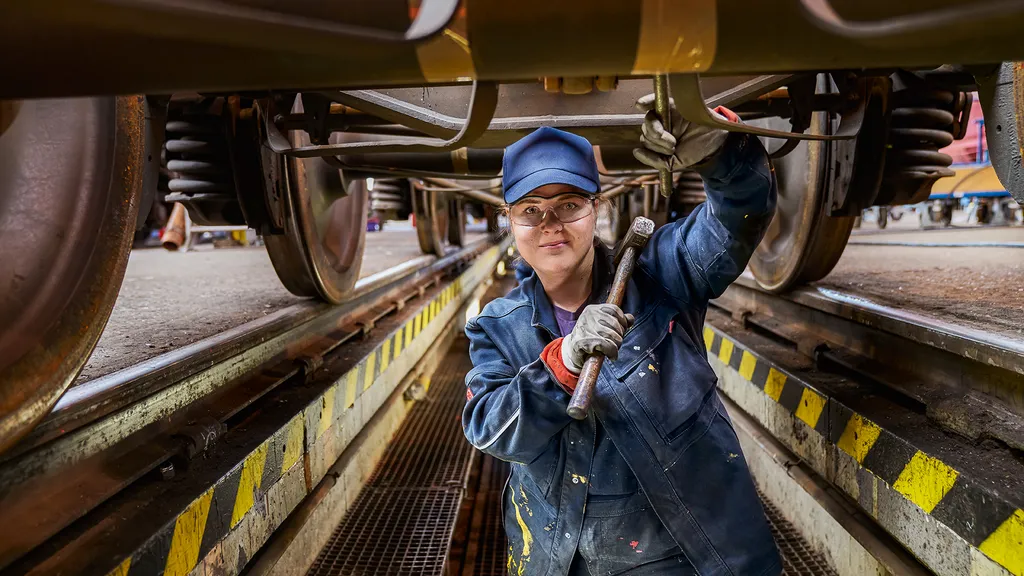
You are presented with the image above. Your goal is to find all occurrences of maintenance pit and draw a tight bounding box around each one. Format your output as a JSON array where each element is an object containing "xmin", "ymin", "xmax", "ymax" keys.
[{"xmin": 0, "ymin": 219, "xmax": 1013, "ymax": 576}]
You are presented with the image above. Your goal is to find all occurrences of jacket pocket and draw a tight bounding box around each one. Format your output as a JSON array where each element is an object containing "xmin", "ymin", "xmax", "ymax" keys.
[
  {"xmin": 613, "ymin": 305, "xmax": 719, "ymax": 443},
  {"xmin": 522, "ymin": 446, "xmax": 560, "ymax": 501},
  {"xmin": 578, "ymin": 491, "xmax": 682, "ymax": 576}
]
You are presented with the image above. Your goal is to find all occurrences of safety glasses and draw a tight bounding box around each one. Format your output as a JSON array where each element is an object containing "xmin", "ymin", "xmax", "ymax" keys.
[{"xmin": 508, "ymin": 195, "xmax": 594, "ymax": 227}]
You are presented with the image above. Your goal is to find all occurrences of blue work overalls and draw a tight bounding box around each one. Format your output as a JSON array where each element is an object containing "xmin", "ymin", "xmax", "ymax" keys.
[{"xmin": 463, "ymin": 133, "xmax": 783, "ymax": 576}]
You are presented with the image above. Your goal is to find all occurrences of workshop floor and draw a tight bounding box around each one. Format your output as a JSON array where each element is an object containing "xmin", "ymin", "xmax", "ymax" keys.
[
  {"xmin": 822, "ymin": 222, "xmax": 1024, "ymax": 342},
  {"xmin": 78, "ymin": 222, "xmax": 485, "ymax": 382}
]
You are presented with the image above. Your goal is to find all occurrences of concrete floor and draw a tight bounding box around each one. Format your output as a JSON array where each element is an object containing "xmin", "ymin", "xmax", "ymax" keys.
[
  {"xmin": 79, "ymin": 222, "xmax": 483, "ymax": 382},
  {"xmin": 821, "ymin": 222, "xmax": 1024, "ymax": 342}
]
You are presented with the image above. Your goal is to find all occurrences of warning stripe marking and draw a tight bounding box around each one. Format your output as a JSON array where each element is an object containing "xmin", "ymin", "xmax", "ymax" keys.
[
  {"xmin": 836, "ymin": 413, "xmax": 881, "ymax": 464},
  {"xmin": 231, "ymin": 442, "xmax": 269, "ymax": 528},
  {"xmin": 980, "ymin": 510, "xmax": 1024, "ymax": 575},
  {"xmin": 107, "ymin": 264, "xmax": 479, "ymax": 576},
  {"xmin": 705, "ymin": 322, "xmax": 1024, "ymax": 576},
  {"xmin": 164, "ymin": 487, "xmax": 214, "ymax": 576}
]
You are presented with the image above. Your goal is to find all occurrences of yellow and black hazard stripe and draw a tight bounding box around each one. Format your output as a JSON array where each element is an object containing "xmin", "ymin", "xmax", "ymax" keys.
[
  {"xmin": 114, "ymin": 413, "xmax": 304, "ymax": 576},
  {"xmin": 704, "ymin": 324, "xmax": 1024, "ymax": 576},
  {"xmin": 105, "ymin": 267, "xmax": 478, "ymax": 576}
]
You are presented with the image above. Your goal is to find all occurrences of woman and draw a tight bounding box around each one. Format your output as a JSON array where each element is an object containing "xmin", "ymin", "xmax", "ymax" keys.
[{"xmin": 463, "ymin": 96, "xmax": 782, "ymax": 576}]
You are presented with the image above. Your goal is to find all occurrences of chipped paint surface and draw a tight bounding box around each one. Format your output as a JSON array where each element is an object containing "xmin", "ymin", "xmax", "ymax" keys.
[
  {"xmin": 979, "ymin": 509, "xmax": 1024, "ymax": 575},
  {"xmin": 706, "ymin": 320, "xmax": 1024, "ymax": 576},
  {"xmin": 892, "ymin": 451, "xmax": 959, "ymax": 514},
  {"xmin": 571, "ymin": 473, "xmax": 588, "ymax": 484}
]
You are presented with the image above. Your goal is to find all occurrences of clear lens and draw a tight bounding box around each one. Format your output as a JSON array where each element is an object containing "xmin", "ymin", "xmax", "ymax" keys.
[{"xmin": 509, "ymin": 197, "xmax": 594, "ymax": 226}]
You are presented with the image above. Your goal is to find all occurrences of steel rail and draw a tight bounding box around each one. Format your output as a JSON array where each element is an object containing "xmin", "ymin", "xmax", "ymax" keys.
[
  {"xmin": 0, "ymin": 237, "xmax": 501, "ymax": 572},
  {"xmin": 727, "ymin": 275, "xmax": 1024, "ymax": 376},
  {"xmin": 713, "ymin": 275, "xmax": 1024, "ymax": 454},
  {"xmin": 846, "ymin": 240, "xmax": 1024, "ymax": 248},
  {"xmin": 9, "ymin": 243, "xmax": 489, "ymax": 459}
]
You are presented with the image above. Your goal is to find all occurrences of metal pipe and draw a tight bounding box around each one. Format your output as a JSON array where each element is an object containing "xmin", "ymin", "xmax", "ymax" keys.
[
  {"xmin": 597, "ymin": 184, "xmax": 631, "ymax": 201},
  {"xmin": 420, "ymin": 177, "xmax": 504, "ymax": 207},
  {"xmin": 160, "ymin": 203, "xmax": 187, "ymax": 251},
  {"xmin": 653, "ymin": 74, "xmax": 674, "ymax": 198}
]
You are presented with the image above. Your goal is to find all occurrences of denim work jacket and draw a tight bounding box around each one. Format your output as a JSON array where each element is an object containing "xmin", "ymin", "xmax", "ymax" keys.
[{"xmin": 463, "ymin": 133, "xmax": 783, "ymax": 576}]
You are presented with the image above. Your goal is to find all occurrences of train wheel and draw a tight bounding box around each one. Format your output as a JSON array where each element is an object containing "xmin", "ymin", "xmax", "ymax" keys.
[
  {"xmin": 0, "ymin": 96, "xmax": 145, "ymax": 452},
  {"xmin": 448, "ymin": 197, "xmax": 466, "ymax": 247},
  {"xmin": 626, "ymin": 186, "xmax": 670, "ymax": 229},
  {"xmin": 748, "ymin": 112, "xmax": 855, "ymax": 292},
  {"xmin": 265, "ymin": 152, "xmax": 368, "ymax": 304},
  {"xmin": 484, "ymin": 205, "xmax": 501, "ymax": 234},
  {"xmin": 595, "ymin": 194, "xmax": 628, "ymax": 246},
  {"xmin": 414, "ymin": 188, "xmax": 450, "ymax": 256}
]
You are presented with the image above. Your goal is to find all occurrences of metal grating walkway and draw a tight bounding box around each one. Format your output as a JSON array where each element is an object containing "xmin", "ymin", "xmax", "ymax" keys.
[
  {"xmin": 760, "ymin": 492, "xmax": 838, "ymax": 576},
  {"xmin": 470, "ymin": 457, "xmax": 510, "ymax": 576},
  {"xmin": 305, "ymin": 335, "xmax": 836, "ymax": 576},
  {"xmin": 307, "ymin": 340, "xmax": 476, "ymax": 576}
]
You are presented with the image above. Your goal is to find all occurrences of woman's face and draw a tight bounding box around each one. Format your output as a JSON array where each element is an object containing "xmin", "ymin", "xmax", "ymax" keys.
[{"xmin": 509, "ymin": 184, "xmax": 596, "ymax": 278}]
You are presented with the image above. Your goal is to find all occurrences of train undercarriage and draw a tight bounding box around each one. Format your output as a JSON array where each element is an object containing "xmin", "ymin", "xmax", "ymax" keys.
[{"xmin": 4, "ymin": 1, "xmax": 1024, "ymax": 469}]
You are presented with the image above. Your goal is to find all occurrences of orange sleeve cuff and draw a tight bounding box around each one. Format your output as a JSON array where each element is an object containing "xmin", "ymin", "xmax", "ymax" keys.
[
  {"xmin": 541, "ymin": 337, "xmax": 579, "ymax": 393},
  {"xmin": 713, "ymin": 105, "xmax": 740, "ymax": 123}
]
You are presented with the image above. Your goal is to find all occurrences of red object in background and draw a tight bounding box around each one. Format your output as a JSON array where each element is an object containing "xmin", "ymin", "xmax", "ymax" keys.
[{"xmin": 942, "ymin": 96, "xmax": 986, "ymax": 164}]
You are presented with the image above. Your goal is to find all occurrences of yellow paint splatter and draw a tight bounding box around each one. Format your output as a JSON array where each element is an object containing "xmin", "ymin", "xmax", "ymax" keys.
[
  {"xmin": 510, "ymin": 488, "xmax": 533, "ymax": 575},
  {"xmin": 647, "ymin": 363, "xmax": 658, "ymax": 374},
  {"xmin": 571, "ymin": 473, "xmax": 588, "ymax": 484}
]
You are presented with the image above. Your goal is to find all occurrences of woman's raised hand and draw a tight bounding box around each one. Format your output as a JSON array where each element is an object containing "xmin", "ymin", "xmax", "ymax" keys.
[{"xmin": 632, "ymin": 94, "xmax": 737, "ymax": 170}]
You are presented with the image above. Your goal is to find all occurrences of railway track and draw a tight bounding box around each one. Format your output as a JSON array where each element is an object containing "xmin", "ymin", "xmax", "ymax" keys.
[
  {"xmin": 1, "ymin": 230, "xmax": 1021, "ymax": 576},
  {"xmin": 0, "ymin": 237, "xmax": 508, "ymax": 576},
  {"xmin": 706, "ymin": 276, "xmax": 1024, "ymax": 576}
]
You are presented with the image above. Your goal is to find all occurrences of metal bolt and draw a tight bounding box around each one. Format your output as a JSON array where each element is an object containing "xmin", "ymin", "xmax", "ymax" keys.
[
  {"xmin": 572, "ymin": 477, "xmax": 579, "ymax": 484},
  {"xmin": 159, "ymin": 461, "xmax": 176, "ymax": 480},
  {"xmin": 564, "ymin": 533, "xmax": 571, "ymax": 539}
]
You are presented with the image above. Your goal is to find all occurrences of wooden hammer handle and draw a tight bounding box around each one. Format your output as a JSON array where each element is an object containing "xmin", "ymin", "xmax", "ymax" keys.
[{"xmin": 566, "ymin": 245, "xmax": 641, "ymax": 420}]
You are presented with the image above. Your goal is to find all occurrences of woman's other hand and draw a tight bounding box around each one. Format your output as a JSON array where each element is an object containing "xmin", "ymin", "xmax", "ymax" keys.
[{"xmin": 561, "ymin": 304, "xmax": 635, "ymax": 374}]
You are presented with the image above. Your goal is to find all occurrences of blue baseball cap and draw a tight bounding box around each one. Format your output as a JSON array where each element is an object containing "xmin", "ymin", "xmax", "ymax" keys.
[{"xmin": 502, "ymin": 127, "xmax": 600, "ymax": 204}]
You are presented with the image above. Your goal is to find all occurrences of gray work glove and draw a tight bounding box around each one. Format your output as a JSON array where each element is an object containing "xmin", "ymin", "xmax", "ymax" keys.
[
  {"xmin": 632, "ymin": 93, "xmax": 730, "ymax": 170},
  {"xmin": 561, "ymin": 304, "xmax": 635, "ymax": 374}
]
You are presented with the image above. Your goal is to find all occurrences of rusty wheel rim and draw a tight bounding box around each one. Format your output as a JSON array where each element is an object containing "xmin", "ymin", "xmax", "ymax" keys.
[
  {"xmin": 0, "ymin": 96, "xmax": 144, "ymax": 453},
  {"xmin": 414, "ymin": 188, "xmax": 449, "ymax": 256},
  {"xmin": 748, "ymin": 110, "xmax": 854, "ymax": 293},
  {"xmin": 265, "ymin": 98, "xmax": 367, "ymax": 305},
  {"xmin": 447, "ymin": 197, "xmax": 466, "ymax": 247}
]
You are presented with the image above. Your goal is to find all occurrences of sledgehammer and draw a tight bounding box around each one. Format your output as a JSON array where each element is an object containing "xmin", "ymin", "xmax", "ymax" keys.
[{"xmin": 566, "ymin": 216, "xmax": 655, "ymax": 420}]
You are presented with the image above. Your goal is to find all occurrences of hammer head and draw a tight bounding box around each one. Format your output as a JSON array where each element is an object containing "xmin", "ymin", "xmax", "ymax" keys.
[{"xmin": 614, "ymin": 217, "xmax": 655, "ymax": 264}]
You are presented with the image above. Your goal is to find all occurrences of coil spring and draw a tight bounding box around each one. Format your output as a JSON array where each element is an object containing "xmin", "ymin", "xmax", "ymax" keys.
[
  {"xmin": 369, "ymin": 177, "xmax": 406, "ymax": 212},
  {"xmin": 876, "ymin": 89, "xmax": 971, "ymax": 205},
  {"xmin": 675, "ymin": 170, "xmax": 706, "ymax": 217},
  {"xmin": 164, "ymin": 106, "xmax": 235, "ymax": 200}
]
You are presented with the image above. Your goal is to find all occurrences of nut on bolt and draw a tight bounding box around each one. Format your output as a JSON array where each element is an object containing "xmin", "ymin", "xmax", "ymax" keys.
[{"xmin": 159, "ymin": 461, "xmax": 176, "ymax": 480}]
